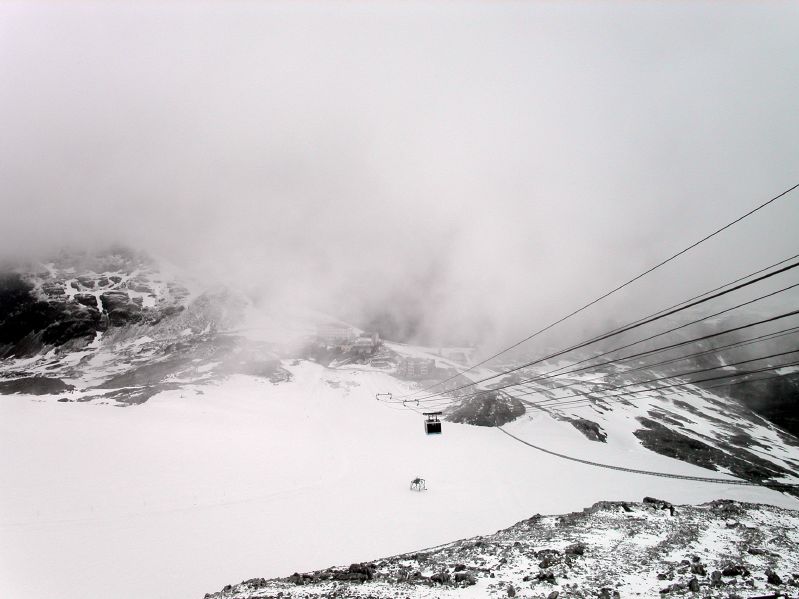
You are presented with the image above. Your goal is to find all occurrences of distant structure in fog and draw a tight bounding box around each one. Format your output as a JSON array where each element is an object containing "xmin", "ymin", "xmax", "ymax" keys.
[
  {"xmin": 397, "ymin": 357, "xmax": 436, "ymax": 379},
  {"xmin": 352, "ymin": 332, "xmax": 380, "ymax": 356},
  {"xmin": 316, "ymin": 324, "xmax": 355, "ymax": 346}
]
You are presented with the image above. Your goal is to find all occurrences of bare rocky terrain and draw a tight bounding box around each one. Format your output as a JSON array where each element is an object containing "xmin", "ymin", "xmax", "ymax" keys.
[
  {"xmin": 0, "ymin": 247, "xmax": 292, "ymax": 404},
  {"xmin": 205, "ymin": 499, "xmax": 799, "ymax": 599}
]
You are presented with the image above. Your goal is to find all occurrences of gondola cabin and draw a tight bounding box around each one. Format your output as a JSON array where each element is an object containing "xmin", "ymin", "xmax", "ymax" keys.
[{"xmin": 423, "ymin": 412, "xmax": 442, "ymax": 435}]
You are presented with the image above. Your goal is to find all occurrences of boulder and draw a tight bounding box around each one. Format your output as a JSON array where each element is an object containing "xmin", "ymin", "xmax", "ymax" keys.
[
  {"xmin": 690, "ymin": 563, "xmax": 706, "ymax": 576},
  {"xmin": 454, "ymin": 572, "xmax": 476, "ymax": 586},
  {"xmin": 710, "ymin": 570, "xmax": 723, "ymax": 587},
  {"xmin": 347, "ymin": 563, "xmax": 375, "ymax": 581},
  {"xmin": 536, "ymin": 571, "xmax": 557, "ymax": 584},
  {"xmin": 765, "ymin": 568, "xmax": 782, "ymax": 585},
  {"xmin": 721, "ymin": 564, "xmax": 750, "ymax": 578},
  {"xmin": 565, "ymin": 542, "xmax": 587, "ymax": 556},
  {"xmin": 74, "ymin": 294, "xmax": 97, "ymax": 308}
]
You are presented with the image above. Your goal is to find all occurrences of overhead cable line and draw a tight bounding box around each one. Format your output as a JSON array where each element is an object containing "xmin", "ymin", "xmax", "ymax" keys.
[
  {"xmin": 495, "ymin": 426, "xmax": 798, "ymax": 489},
  {"xmin": 559, "ymin": 252, "xmax": 799, "ymax": 343},
  {"xmin": 517, "ymin": 348, "xmax": 799, "ymax": 408},
  {"xmin": 387, "ymin": 260, "xmax": 799, "ymax": 410},
  {"xmin": 397, "ymin": 183, "xmax": 799, "ymax": 399},
  {"xmin": 412, "ymin": 339, "xmax": 799, "ymax": 413},
  {"xmin": 519, "ymin": 358, "xmax": 799, "ymax": 412},
  {"xmin": 486, "ymin": 251, "xmax": 799, "ymax": 389},
  {"xmin": 494, "ymin": 318, "xmax": 799, "ymax": 400},
  {"xmin": 513, "ymin": 324, "xmax": 799, "ymax": 396},
  {"xmin": 495, "ymin": 253, "xmax": 799, "ymax": 392},
  {"xmin": 417, "ymin": 309, "xmax": 799, "ymax": 409},
  {"xmin": 394, "ymin": 272, "xmax": 799, "ymax": 406},
  {"xmin": 562, "ymin": 369, "xmax": 799, "ymax": 415}
]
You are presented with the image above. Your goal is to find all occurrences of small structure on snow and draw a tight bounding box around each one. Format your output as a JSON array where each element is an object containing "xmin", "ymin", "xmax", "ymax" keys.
[
  {"xmin": 316, "ymin": 324, "xmax": 355, "ymax": 346},
  {"xmin": 352, "ymin": 332, "xmax": 380, "ymax": 356},
  {"xmin": 397, "ymin": 357, "xmax": 436, "ymax": 379}
]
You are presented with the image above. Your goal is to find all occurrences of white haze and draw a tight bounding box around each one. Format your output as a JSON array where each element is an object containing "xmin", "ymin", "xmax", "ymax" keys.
[{"xmin": 1, "ymin": 1, "xmax": 798, "ymax": 349}]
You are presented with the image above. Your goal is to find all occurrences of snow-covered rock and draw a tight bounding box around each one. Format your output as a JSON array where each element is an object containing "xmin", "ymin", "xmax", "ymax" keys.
[{"xmin": 204, "ymin": 499, "xmax": 799, "ymax": 598}]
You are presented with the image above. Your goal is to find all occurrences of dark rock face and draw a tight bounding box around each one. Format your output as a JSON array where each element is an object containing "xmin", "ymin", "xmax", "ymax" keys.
[
  {"xmin": 100, "ymin": 291, "xmax": 143, "ymax": 326},
  {"xmin": 74, "ymin": 293, "xmax": 98, "ymax": 308},
  {"xmin": 725, "ymin": 373, "xmax": 799, "ymax": 438},
  {"xmin": 0, "ymin": 377, "xmax": 74, "ymax": 395},
  {"xmin": 0, "ymin": 248, "xmax": 193, "ymax": 359},
  {"xmin": 446, "ymin": 390, "xmax": 525, "ymax": 426},
  {"xmin": 634, "ymin": 416, "xmax": 792, "ymax": 485},
  {"xmin": 566, "ymin": 417, "xmax": 608, "ymax": 442},
  {"xmin": 0, "ymin": 273, "xmax": 102, "ymax": 358}
]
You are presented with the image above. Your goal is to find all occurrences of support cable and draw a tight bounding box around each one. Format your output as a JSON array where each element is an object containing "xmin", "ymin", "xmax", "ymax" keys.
[{"xmin": 397, "ymin": 183, "xmax": 799, "ymax": 399}]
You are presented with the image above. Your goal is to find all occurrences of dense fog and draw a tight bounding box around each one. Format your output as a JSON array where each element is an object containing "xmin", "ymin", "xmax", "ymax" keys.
[{"xmin": 2, "ymin": 1, "xmax": 798, "ymax": 348}]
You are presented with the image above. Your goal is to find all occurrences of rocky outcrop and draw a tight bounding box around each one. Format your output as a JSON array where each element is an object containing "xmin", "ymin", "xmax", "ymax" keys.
[
  {"xmin": 0, "ymin": 247, "xmax": 192, "ymax": 357},
  {"xmin": 0, "ymin": 272, "xmax": 102, "ymax": 358},
  {"xmin": 202, "ymin": 499, "xmax": 799, "ymax": 598},
  {"xmin": 0, "ymin": 376, "xmax": 74, "ymax": 395},
  {"xmin": 100, "ymin": 290, "xmax": 143, "ymax": 326},
  {"xmin": 446, "ymin": 390, "xmax": 525, "ymax": 426},
  {"xmin": 563, "ymin": 416, "xmax": 607, "ymax": 442},
  {"xmin": 633, "ymin": 416, "xmax": 793, "ymax": 485},
  {"xmin": 726, "ymin": 372, "xmax": 799, "ymax": 438}
]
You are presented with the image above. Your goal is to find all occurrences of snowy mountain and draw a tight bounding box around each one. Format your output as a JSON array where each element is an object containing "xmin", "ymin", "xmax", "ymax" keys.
[
  {"xmin": 0, "ymin": 247, "xmax": 292, "ymax": 403},
  {"xmin": 1, "ymin": 247, "xmax": 798, "ymax": 599}
]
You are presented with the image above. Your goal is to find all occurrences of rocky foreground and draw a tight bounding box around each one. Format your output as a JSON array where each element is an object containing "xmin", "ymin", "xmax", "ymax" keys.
[{"xmin": 206, "ymin": 499, "xmax": 799, "ymax": 599}]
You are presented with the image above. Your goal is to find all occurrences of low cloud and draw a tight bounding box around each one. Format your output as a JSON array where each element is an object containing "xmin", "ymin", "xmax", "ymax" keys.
[{"xmin": 1, "ymin": 1, "xmax": 798, "ymax": 349}]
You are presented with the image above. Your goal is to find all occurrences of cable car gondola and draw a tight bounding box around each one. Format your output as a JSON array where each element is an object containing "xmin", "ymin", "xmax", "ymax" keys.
[{"xmin": 423, "ymin": 412, "xmax": 442, "ymax": 435}]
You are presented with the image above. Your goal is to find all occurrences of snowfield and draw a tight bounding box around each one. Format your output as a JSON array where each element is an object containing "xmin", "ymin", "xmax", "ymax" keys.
[{"xmin": 1, "ymin": 361, "xmax": 798, "ymax": 599}]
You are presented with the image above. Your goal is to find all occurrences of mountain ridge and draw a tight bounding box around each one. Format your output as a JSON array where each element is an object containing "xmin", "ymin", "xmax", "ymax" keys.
[{"xmin": 204, "ymin": 498, "xmax": 799, "ymax": 599}]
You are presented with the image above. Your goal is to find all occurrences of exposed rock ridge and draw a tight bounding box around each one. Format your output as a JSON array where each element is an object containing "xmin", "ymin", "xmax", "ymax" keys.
[{"xmin": 204, "ymin": 499, "xmax": 799, "ymax": 598}]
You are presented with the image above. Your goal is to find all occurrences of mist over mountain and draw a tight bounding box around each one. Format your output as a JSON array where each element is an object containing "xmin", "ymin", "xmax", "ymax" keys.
[
  {"xmin": 2, "ymin": 3, "xmax": 799, "ymax": 599},
  {"xmin": 2, "ymin": 2, "xmax": 799, "ymax": 351}
]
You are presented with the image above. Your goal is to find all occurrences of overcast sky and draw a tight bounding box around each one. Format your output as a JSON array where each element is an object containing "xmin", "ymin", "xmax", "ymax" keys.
[{"xmin": 1, "ymin": 1, "xmax": 798, "ymax": 347}]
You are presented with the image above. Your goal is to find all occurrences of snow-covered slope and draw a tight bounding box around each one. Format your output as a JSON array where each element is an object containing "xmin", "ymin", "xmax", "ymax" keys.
[
  {"xmin": 1, "ymin": 249, "xmax": 799, "ymax": 599},
  {"xmin": 487, "ymin": 365, "xmax": 799, "ymax": 490},
  {"xmin": 1, "ymin": 361, "xmax": 798, "ymax": 599}
]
